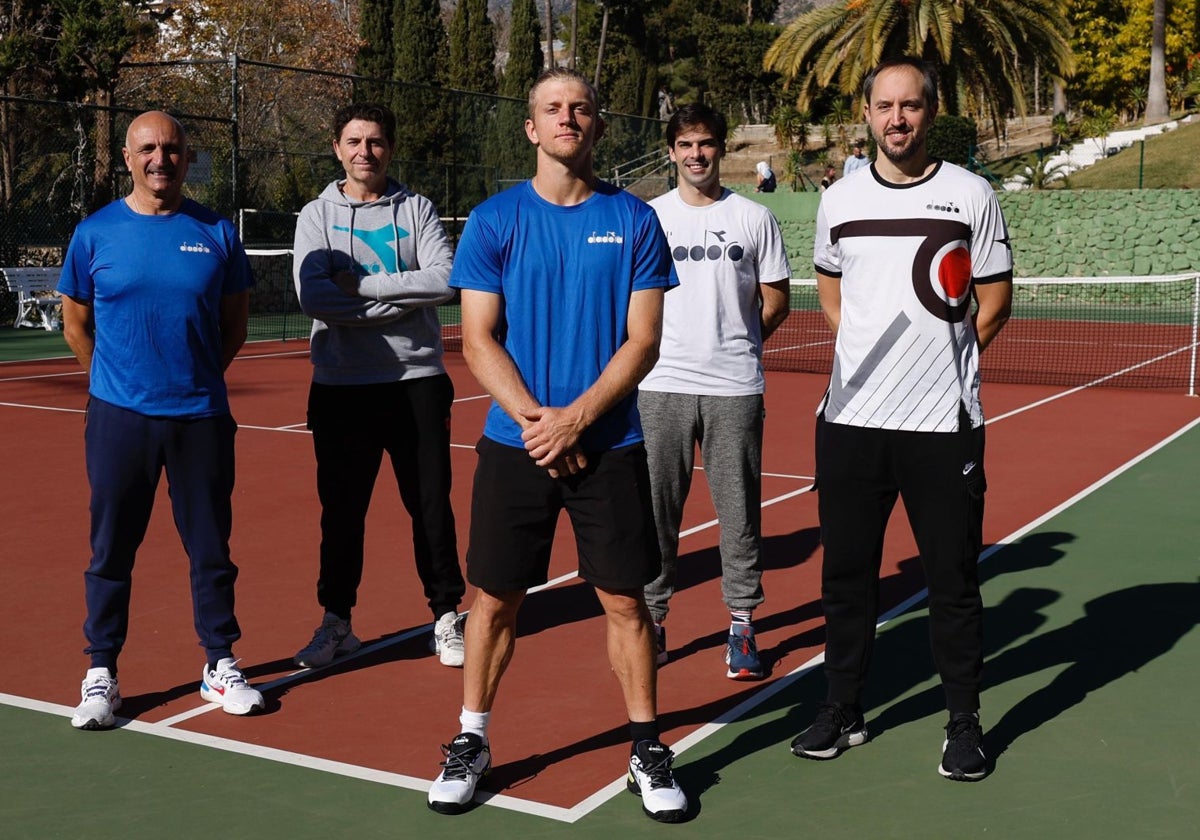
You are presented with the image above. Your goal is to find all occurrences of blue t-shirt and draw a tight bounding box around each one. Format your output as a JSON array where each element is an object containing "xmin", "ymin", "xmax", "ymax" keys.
[
  {"xmin": 450, "ymin": 181, "xmax": 676, "ymax": 452},
  {"xmin": 58, "ymin": 198, "xmax": 254, "ymax": 419}
]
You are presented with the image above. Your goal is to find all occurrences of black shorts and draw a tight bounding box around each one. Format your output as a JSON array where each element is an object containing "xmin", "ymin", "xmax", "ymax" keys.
[{"xmin": 465, "ymin": 436, "xmax": 662, "ymax": 592}]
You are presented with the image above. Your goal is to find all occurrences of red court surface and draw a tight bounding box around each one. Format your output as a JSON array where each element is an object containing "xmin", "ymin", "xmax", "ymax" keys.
[{"xmin": 3, "ymin": 340, "xmax": 1199, "ymax": 818}]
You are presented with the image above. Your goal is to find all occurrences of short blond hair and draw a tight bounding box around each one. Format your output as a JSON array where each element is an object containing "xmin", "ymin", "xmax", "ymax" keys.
[{"xmin": 527, "ymin": 68, "xmax": 599, "ymax": 117}]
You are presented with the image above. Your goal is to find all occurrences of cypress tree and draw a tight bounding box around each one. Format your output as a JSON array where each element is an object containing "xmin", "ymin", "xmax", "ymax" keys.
[
  {"xmin": 449, "ymin": 0, "xmax": 499, "ymax": 212},
  {"xmin": 356, "ymin": 0, "xmax": 394, "ymax": 100},
  {"xmin": 391, "ymin": 0, "xmax": 450, "ymax": 197},
  {"xmin": 392, "ymin": 0, "xmax": 447, "ymax": 87},
  {"xmin": 492, "ymin": 0, "xmax": 544, "ymax": 183},
  {"xmin": 500, "ymin": 0, "xmax": 544, "ymax": 98},
  {"xmin": 449, "ymin": 0, "xmax": 497, "ymax": 94}
]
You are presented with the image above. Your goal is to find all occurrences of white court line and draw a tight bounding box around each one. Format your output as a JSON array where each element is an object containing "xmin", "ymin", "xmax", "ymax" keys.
[
  {"xmin": 763, "ymin": 470, "xmax": 814, "ymax": 481},
  {"xmin": 0, "ymin": 401, "xmax": 83, "ymax": 414},
  {"xmin": 235, "ymin": 349, "xmax": 311, "ymax": 360},
  {"xmin": 0, "ymin": 369, "xmax": 85, "ymax": 383},
  {"xmin": 0, "ymin": 692, "xmax": 574, "ymax": 821},
  {"xmin": 0, "ymin": 353, "xmax": 76, "ymax": 365}
]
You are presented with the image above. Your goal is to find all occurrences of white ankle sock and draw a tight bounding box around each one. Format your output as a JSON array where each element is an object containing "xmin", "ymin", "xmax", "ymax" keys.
[{"xmin": 460, "ymin": 706, "xmax": 490, "ymax": 741}]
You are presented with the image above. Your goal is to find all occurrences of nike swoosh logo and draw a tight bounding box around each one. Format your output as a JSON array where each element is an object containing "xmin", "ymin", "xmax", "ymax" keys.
[{"xmin": 962, "ymin": 461, "xmax": 977, "ymax": 476}]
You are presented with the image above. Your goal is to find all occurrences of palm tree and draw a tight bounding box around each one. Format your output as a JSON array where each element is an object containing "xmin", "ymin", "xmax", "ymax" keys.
[
  {"xmin": 763, "ymin": 0, "xmax": 1075, "ymax": 139},
  {"xmin": 1014, "ymin": 157, "xmax": 1072, "ymax": 190},
  {"xmin": 1144, "ymin": 0, "xmax": 1170, "ymax": 123}
]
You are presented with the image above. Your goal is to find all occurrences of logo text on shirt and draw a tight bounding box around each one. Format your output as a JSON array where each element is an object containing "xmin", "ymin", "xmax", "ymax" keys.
[
  {"xmin": 587, "ymin": 231, "xmax": 624, "ymax": 244},
  {"xmin": 926, "ymin": 201, "xmax": 961, "ymax": 214}
]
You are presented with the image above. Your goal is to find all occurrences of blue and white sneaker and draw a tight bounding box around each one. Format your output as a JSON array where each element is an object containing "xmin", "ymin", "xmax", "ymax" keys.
[
  {"xmin": 725, "ymin": 623, "xmax": 763, "ymax": 680},
  {"xmin": 200, "ymin": 658, "xmax": 265, "ymax": 715}
]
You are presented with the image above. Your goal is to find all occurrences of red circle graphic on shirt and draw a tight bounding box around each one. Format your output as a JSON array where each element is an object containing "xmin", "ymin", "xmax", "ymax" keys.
[{"xmin": 938, "ymin": 247, "xmax": 972, "ymax": 301}]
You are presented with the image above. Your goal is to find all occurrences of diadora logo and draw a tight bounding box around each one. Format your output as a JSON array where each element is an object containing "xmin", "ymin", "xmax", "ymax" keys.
[
  {"xmin": 180, "ymin": 242, "xmax": 213, "ymax": 254},
  {"xmin": 671, "ymin": 229, "xmax": 744, "ymax": 263},
  {"xmin": 587, "ymin": 231, "xmax": 624, "ymax": 244},
  {"xmin": 926, "ymin": 200, "xmax": 961, "ymax": 214}
]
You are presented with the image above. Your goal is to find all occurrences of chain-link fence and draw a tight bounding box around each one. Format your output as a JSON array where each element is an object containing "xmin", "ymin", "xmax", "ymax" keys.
[
  {"xmin": 3, "ymin": 59, "xmax": 669, "ymax": 252},
  {"xmin": 1, "ymin": 58, "xmax": 670, "ymax": 331}
]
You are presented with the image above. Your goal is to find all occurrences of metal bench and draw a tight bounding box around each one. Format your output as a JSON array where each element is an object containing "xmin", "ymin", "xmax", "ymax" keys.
[{"xmin": 1, "ymin": 266, "xmax": 63, "ymax": 330}]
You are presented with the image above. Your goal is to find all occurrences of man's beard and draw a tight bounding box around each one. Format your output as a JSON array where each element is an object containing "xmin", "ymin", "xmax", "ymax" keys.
[{"xmin": 873, "ymin": 128, "xmax": 921, "ymax": 163}]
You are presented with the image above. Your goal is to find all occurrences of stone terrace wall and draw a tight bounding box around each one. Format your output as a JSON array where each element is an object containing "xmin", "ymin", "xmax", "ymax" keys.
[{"xmin": 1000, "ymin": 190, "xmax": 1200, "ymax": 277}]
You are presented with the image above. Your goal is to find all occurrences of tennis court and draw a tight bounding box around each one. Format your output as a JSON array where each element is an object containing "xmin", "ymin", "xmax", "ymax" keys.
[{"xmin": 2, "ymin": 320, "xmax": 1199, "ymax": 838}]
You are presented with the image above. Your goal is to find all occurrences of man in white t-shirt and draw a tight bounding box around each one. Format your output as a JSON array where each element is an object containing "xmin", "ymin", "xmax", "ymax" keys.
[
  {"xmin": 640, "ymin": 103, "xmax": 791, "ymax": 680},
  {"xmin": 789, "ymin": 57, "xmax": 1013, "ymax": 782}
]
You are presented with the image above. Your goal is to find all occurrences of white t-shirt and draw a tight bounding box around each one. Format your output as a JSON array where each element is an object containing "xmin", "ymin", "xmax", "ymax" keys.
[
  {"xmin": 642, "ymin": 188, "xmax": 792, "ymax": 396},
  {"xmin": 813, "ymin": 161, "xmax": 1012, "ymax": 432}
]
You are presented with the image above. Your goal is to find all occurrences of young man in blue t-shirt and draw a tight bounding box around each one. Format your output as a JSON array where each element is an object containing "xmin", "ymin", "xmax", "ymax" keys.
[
  {"xmin": 426, "ymin": 69, "xmax": 688, "ymax": 823},
  {"xmin": 58, "ymin": 111, "xmax": 264, "ymax": 730}
]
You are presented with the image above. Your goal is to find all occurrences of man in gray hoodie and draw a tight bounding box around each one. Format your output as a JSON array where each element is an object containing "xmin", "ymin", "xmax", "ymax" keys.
[{"xmin": 291, "ymin": 102, "xmax": 466, "ymax": 670}]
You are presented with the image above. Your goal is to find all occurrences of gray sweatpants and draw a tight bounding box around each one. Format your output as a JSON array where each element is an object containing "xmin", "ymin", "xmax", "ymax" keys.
[{"xmin": 638, "ymin": 390, "xmax": 765, "ymax": 623}]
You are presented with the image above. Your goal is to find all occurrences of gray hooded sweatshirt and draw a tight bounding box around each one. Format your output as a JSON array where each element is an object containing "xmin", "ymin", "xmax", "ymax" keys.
[{"xmin": 292, "ymin": 178, "xmax": 454, "ymax": 385}]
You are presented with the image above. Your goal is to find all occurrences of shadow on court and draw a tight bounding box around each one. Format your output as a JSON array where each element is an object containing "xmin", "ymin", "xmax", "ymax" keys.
[
  {"xmin": 983, "ymin": 579, "xmax": 1200, "ymax": 760},
  {"xmin": 840, "ymin": 526, "xmax": 1199, "ymax": 776},
  {"xmin": 671, "ymin": 532, "xmax": 1200, "ymax": 808},
  {"xmin": 857, "ymin": 530, "xmax": 1077, "ymax": 740}
]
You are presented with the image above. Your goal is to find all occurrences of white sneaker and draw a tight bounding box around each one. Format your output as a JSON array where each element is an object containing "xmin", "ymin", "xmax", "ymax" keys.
[
  {"xmin": 430, "ymin": 612, "xmax": 465, "ymax": 668},
  {"xmin": 71, "ymin": 667, "xmax": 121, "ymax": 730},
  {"xmin": 428, "ymin": 732, "xmax": 491, "ymax": 814},
  {"xmin": 627, "ymin": 740, "xmax": 688, "ymax": 823},
  {"xmin": 294, "ymin": 612, "xmax": 361, "ymax": 668},
  {"xmin": 200, "ymin": 658, "xmax": 265, "ymax": 715}
]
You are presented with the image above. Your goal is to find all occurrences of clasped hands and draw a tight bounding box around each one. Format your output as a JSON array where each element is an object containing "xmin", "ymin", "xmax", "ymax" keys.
[{"xmin": 520, "ymin": 406, "xmax": 588, "ymax": 478}]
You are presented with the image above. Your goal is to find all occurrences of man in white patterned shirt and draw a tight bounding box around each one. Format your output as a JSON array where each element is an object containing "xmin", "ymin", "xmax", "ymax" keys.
[{"xmin": 789, "ymin": 57, "xmax": 1013, "ymax": 783}]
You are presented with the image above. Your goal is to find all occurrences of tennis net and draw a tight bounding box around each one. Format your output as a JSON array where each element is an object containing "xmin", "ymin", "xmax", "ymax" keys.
[
  {"xmin": 245, "ymin": 249, "xmax": 309, "ymax": 341},
  {"xmin": 764, "ymin": 274, "xmax": 1200, "ymax": 395},
  {"xmin": 244, "ymin": 250, "xmax": 1200, "ymax": 395}
]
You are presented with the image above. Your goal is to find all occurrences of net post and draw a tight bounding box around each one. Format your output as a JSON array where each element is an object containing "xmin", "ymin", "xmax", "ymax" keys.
[{"xmin": 1189, "ymin": 273, "xmax": 1199, "ymax": 398}]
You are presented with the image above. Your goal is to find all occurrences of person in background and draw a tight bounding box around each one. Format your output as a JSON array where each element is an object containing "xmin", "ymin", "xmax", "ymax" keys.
[
  {"xmin": 790, "ymin": 57, "xmax": 1013, "ymax": 782},
  {"xmin": 291, "ymin": 102, "xmax": 466, "ymax": 671},
  {"xmin": 640, "ymin": 103, "xmax": 791, "ymax": 680},
  {"xmin": 843, "ymin": 138, "xmax": 870, "ymax": 177},
  {"xmin": 754, "ymin": 160, "xmax": 777, "ymax": 192},
  {"xmin": 59, "ymin": 110, "xmax": 263, "ymax": 730},
  {"xmin": 820, "ymin": 165, "xmax": 837, "ymax": 191},
  {"xmin": 426, "ymin": 69, "xmax": 688, "ymax": 823}
]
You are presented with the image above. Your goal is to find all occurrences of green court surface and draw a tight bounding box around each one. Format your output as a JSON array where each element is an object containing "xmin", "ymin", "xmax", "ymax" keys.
[
  {"xmin": 0, "ymin": 327, "xmax": 70, "ymax": 360},
  {"xmin": 5, "ymin": 421, "xmax": 1198, "ymax": 839}
]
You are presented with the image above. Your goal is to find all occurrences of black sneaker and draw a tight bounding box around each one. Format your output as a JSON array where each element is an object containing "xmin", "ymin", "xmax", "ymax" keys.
[
  {"xmin": 939, "ymin": 712, "xmax": 987, "ymax": 781},
  {"xmin": 428, "ymin": 732, "xmax": 491, "ymax": 814},
  {"xmin": 790, "ymin": 702, "xmax": 867, "ymax": 759}
]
